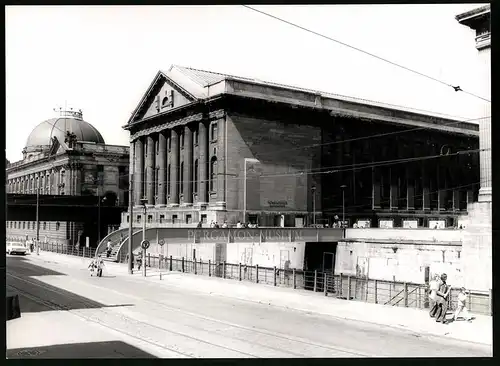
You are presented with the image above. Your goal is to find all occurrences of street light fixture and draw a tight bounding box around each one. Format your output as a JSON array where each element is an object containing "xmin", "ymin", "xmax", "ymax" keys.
[
  {"xmin": 140, "ymin": 197, "xmax": 148, "ymax": 278},
  {"xmin": 243, "ymin": 158, "xmax": 259, "ymax": 224},
  {"xmin": 311, "ymin": 185, "xmax": 317, "ymax": 226},
  {"xmin": 340, "ymin": 185, "xmax": 347, "ymax": 228}
]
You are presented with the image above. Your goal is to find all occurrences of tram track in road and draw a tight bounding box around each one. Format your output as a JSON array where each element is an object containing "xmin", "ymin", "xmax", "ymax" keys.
[
  {"xmin": 6, "ymin": 273, "xmax": 261, "ymax": 358},
  {"xmin": 20, "ymin": 270, "xmax": 373, "ymax": 358}
]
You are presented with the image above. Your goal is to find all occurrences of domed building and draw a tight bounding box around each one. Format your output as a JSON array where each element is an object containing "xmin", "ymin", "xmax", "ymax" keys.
[{"xmin": 6, "ymin": 108, "xmax": 130, "ymax": 248}]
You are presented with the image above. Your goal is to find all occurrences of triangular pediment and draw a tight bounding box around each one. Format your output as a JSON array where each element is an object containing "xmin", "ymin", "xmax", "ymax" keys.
[{"xmin": 128, "ymin": 71, "xmax": 197, "ymax": 124}]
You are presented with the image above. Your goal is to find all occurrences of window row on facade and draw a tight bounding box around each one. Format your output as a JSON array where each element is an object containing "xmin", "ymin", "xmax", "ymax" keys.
[
  {"xmin": 6, "ymin": 221, "xmax": 61, "ymax": 230},
  {"xmin": 7, "ymin": 168, "xmax": 68, "ymax": 195}
]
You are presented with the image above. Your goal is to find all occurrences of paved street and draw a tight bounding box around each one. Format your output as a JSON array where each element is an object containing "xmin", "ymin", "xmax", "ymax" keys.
[{"xmin": 6, "ymin": 253, "xmax": 492, "ymax": 358}]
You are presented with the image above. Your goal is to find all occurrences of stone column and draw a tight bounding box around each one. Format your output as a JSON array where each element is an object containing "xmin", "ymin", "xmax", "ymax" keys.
[
  {"xmin": 216, "ymin": 117, "xmax": 226, "ymax": 207},
  {"xmin": 129, "ymin": 139, "xmax": 135, "ymax": 208},
  {"xmin": 157, "ymin": 132, "xmax": 167, "ymax": 206},
  {"xmin": 371, "ymin": 166, "xmax": 381, "ymax": 209},
  {"xmin": 389, "ymin": 167, "xmax": 398, "ymax": 210},
  {"xmin": 183, "ymin": 125, "xmax": 193, "ymax": 206},
  {"xmin": 198, "ymin": 121, "xmax": 208, "ymax": 205},
  {"xmin": 146, "ymin": 135, "xmax": 155, "ymax": 205},
  {"xmin": 64, "ymin": 165, "xmax": 72, "ymax": 195},
  {"xmin": 406, "ymin": 164, "xmax": 415, "ymax": 210},
  {"xmin": 437, "ymin": 162, "xmax": 447, "ymax": 211},
  {"xmin": 422, "ymin": 162, "xmax": 430, "ymax": 211},
  {"xmin": 134, "ymin": 138, "xmax": 144, "ymax": 205},
  {"xmin": 169, "ymin": 128, "xmax": 179, "ymax": 206}
]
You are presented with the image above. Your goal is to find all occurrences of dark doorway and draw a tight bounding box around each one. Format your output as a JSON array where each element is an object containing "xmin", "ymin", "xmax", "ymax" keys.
[{"xmin": 304, "ymin": 242, "xmax": 338, "ymax": 291}]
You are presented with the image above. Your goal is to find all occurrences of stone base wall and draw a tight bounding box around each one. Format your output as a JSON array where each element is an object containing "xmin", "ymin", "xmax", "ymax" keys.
[
  {"xmin": 460, "ymin": 201, "xmax": 492, "ymax": 291},
  {"xmin": 335, "ymin": 240, "xmax": 463, "ymax": 286}
]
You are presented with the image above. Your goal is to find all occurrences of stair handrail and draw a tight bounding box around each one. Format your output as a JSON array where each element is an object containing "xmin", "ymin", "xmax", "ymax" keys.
[
  {"xmin": 96, "ymin": 228, "xmax": 135, "ymax": 257},
  {"xmin": 114, "ymin": 228, "xmax": 145, "ymax": 262}
]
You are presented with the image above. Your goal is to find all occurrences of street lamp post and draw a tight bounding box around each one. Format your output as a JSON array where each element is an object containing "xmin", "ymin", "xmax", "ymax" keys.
[
  {"xmin": 311, "ymin": 185, "xmax": 316, "ymax": 226},
  {"xmin": 140, "ymin": 198, "xmax": 148, "ymax": 278},
  {"xmin": 243, "ymin": 158, "xmax": 259, "ymax": 224},
  {"xmin": 97, "ymin": 187, "xmax": 107, "ymax": 246},
  {"xmin": 35, "ymin": 185, "xmax": 40, "ymax": 255},
  {"xmin": 340, "ymin": 185, "xmax": 347, "ymax": 228}
]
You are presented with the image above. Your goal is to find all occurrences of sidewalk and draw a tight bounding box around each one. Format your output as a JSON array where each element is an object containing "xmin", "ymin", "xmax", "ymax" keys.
[{"xmin": 27, "ymin": 251, "xmax": 493, "ymax": 346}]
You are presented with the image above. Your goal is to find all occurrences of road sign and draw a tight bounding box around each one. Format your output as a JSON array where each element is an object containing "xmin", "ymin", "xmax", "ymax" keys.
[
  {"xmin": 158, "ymin": 239, "xmax": 165, "ymax": 247},
  {"xmin": 141, "ymin": 240, "xmax": 150, "ymax": 250}
]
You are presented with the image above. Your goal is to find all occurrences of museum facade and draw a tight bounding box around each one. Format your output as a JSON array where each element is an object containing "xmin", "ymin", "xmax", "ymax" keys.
[{"xmin": 123, "ymin": 65, "xmax": 479, "ymax": 229}]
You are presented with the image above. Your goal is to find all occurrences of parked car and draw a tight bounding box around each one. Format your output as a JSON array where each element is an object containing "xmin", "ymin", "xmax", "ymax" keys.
[{"xmin": 6, "ymin": 243, "xmax": 27, "ymax": 255}]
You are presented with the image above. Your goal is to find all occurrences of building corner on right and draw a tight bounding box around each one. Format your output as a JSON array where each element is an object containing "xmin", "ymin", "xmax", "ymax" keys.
[{"xmin": 456, "ymin": 4, "xmax": 491, "ymax": 292}]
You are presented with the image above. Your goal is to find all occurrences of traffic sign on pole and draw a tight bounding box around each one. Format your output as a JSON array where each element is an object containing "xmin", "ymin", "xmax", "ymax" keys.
[{"xmin": 141, "ymin": 240, "xmax": 150, "ymax": 250}]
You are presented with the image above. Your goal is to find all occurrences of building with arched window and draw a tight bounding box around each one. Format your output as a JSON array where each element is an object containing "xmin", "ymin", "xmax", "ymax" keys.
[
  {"xmin": 6, "ymin": 109, "xmax": 130, "ymax": 247},
  {"xmin": 123, "ymin": 65, "xmax": 479, "ymax": 228}
]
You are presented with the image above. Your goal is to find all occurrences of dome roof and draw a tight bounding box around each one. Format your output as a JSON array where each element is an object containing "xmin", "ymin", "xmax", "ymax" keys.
[{"xmin": 25, "ymin": 110, "xmax": 105, "ymax": 152}]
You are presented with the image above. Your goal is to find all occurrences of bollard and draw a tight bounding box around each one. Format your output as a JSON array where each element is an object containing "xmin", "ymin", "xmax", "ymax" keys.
[
  {"xmin": 273, "ymin": 266, "xmax": 277, "ymax": 287},
  {"xmin": 238, "ymin": 263, "xmax": 242, "ymax": 281},
  {"xmin": 223, "ymin": 261, "xmax": 226, "ymax": 279},
  {"xmin": 403, "ymin": 282, "xmax": 408, "ymax": 307},
  {"xmin": 169, "ymin": 255, "xmax": 173, "ymax": 271},
  {"xmin": 83, "ymin": 247, "xmax": 85, "ymax": 258},
  {"xmin": 324, "ymin": 273, "xmax": 328, "ymax": 296},
  {"xmin": 148, "ymin": 253, "xmax": 151, "ymax": 268},
  {"xmin": 313, "ymin": 270, "xmax": 318, "ymax": 292},
  {"xmin": 208, "ymin": 260, "xmax": 212, "ymax": 277},
  {"xmin": 160, "ymin": 272, "xmax": 162, "ymax": 280},
  {"xmin": 347, "ymin": 276, "xmax": 351, "ymax": 300},
  {"xmin": 181, "ymin": 257, "xmax": 185, "ymax": 273},
  {"xmin": 374, "ymin": 280, "xmax": 378, "ymax": 304},
  {"xmin": 199, "ymin": 259, "xmax": 202, "ymax": 275},
  {"xmin": 293, "ymin": 269, "xmax": 296, "ymax": 289},
  {"xmin": 194, "ymin": 259, "xmax": 197, "ymax": 275},
  {"xmin": 256, "ymin": 265, "xmax": 259, "ymax": 283}
]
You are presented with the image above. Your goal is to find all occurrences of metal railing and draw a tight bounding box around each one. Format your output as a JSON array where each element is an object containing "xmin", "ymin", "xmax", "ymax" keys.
[
  {"xmin": 117, "ymin": 254, "xmax": 492, "ymax": 316},
  {"xmin": 37, "ymin": 241, "xmax": 97, "ymax": 259},
  {"xmin": 31, "ymin": 244, "xmax": 492, "ymax": 316}
]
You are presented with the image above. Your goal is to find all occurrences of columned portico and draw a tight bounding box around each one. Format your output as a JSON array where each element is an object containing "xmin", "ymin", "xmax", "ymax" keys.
[
  {"xmin": 169, "ymin": 128, "xmax": 179, "ymax": 207},
  {"xmin": 134, "ymin": 138, "xmax": 144, "ymax": 205},
  {"xmin": 157, "ymin": 132, "xmax": 167, "ymax": 206}
]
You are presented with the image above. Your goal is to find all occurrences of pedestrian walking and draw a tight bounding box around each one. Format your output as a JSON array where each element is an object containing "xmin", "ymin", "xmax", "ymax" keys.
[
  {"xmin": 106, "ymin": 239, "xmax": 112, "ymax": 258},
  {"xmin": 452, "ymin": 287, "xmax": 472, "ymax": 322},
  {"xmin": 429, "ymin": 274, "xmax": 441, "ymax": 318},
  {"xmin": 434, "ymin": 273, "xmax": 451, "ymax": 324},
  {"xmin": 136, "ymin": 253, "xmax": 142, "ymax": 271}
]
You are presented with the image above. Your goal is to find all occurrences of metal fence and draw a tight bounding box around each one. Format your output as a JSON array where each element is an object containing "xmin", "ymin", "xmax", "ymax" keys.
[
  {"xmin": 29, "ymin": 243, "xmax": 491, "ymax": 317},
  {"xmin": 37, "ymin": 242, "xmax": 97, "ymax": 259},
  {"xmin": 120, "ymin": 254, "xmax": 492, "ymax": 316}
]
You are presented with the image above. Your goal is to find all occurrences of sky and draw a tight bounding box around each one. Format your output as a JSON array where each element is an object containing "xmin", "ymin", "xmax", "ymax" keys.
[{"xmin": 5, "ymin": 4, "xmax": 489, "ymax": 162}]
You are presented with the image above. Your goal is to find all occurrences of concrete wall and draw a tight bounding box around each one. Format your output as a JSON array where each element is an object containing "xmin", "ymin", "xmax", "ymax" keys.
[
  {"xmin": 226, "ymin": 241, "xmax": 305, "ymax": 269},
  {"xmin": 335, "ymin": 240, "xmax": 463, "ymax": 286},
  {"xmin": 345, "ymin": 228, "xmax": 464, "ymax": 243},
  {"xmin": 6, "ymin": 220, "xmax": 71, "ymax": 246},
  {"xmin": 225, "ymin": 113, "xmax": 322, "ymax": 222}
]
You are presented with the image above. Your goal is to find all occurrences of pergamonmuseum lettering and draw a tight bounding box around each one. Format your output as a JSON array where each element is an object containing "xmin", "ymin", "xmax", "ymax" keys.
[{"xmin": 187, "ymin": 229, "xmax": 303, "ymax": 241}]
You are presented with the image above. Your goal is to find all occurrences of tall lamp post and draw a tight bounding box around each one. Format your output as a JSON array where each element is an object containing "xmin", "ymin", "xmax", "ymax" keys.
[
  {"xmin": 243, "ymin": 158, "xmax": 259, "ymax": 224},
  {"xmin": 340, "ymin": 185, "xmax": 347, "ymax": 228},
  {"xmin": 311, "ymin": 185, "xmax": 316, "ymax": 226},
  {"xmin": 140, "ymin": 198, "xmax": 148, "ymax": 277},
  {"xmin": 35, "ymin": 184, "xmax": 40, "ymax": 254},
  {"xmin": 97, "ymin": 187, "xmax": 107, "ymax": 246}
]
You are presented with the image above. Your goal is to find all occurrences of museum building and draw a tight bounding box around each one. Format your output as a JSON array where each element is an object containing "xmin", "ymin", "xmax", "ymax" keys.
[{"xmin": 123, "ymin": 65, "xmax": 479, "ymax": 229}]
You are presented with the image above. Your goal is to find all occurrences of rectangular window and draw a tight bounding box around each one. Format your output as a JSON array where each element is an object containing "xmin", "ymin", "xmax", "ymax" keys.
[
  {"xmin": 194, "ymin": 129, "xmax": 199, "ymax": 145},
  {"xmin": 137, "ymin": 215, "xmax": 142, "ymax": 223},
  {"xmin": 23, "ymin": 222, "xmax": 26, "ymax": 229},
  {"xmin": 201, "ymin": 214, "xmax": 207, "ymax": 224},
  {"xmin": 159, "ymin": 214, "xmax": 165, "ymax": 223},
  {"xmin": 211, "ymin": 123, "xmax": 218, "ymax": 141},
  {"xmin": 126, "ymin": 215, "xmax": 130, "ymax": 223},
  {"xmin": 56, "ymin": 222, "xmax": 60, "ymax": 230},
  {"xmin": 28, "ymin": 222, "xmax": 31, "ymax": 230},
  {"xmin": 148, "ymin": 215, "xmax": 153, "ymax": 223},
  {"xmin": 186, "ymin": 214, "xmax": 192, "ymax": 224},
  {"xmin": 172, "ymin": 215, "xmax": 178, "ymax": 224},
  {"xmin": 43, "ymin": 222, "xmax": 47, "ymax": 230}
]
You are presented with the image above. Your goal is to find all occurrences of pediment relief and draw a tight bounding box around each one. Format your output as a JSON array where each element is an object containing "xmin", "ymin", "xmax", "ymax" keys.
[{"xmin": 133, "ymin": 74, "xmax": 196, "ymax": 123}]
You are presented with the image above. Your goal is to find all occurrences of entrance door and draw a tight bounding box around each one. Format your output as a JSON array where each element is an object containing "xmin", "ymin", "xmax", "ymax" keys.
[{"xmin": 322, "ymin": 252, "xmax": 335, "ymax": 273}]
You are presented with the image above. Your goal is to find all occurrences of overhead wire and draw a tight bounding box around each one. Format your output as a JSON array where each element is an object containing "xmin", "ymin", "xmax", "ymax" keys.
[{"xmin": 242, "ymin": 5, "xmax": 491, "ymax": 103}]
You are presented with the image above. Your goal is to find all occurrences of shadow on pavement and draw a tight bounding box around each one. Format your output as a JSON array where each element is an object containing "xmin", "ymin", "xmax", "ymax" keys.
[
  {"xmin": 7, "ymin": 341, "xmax": 157, "ymax": 358},
  {"xmin": 7, "ymin": 256, "xmax": 134, "ymax": 314}
]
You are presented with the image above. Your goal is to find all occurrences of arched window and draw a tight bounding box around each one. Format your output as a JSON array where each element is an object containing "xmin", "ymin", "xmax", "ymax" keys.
[
  {"xmin": 194, "ymin": 159, "xmax": 199, "ymax": 194},
  {"xmin": 167, "ymin": 164, "xmax": 171, "ymax": 195},
  {"xmin": 180, "ymin": 162, "xmax": 184, "ymax": 194},
  {"xmin": 210, "ymin": 157, "xmax": 217, "ymax": 192},
  {"xmin": 56, "ymin": 222, "xmax": 60, "ymax": 231}
]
